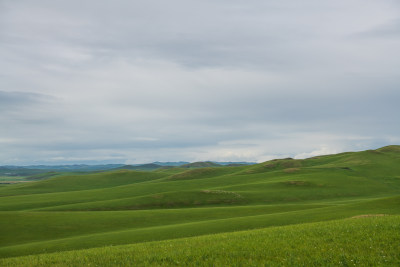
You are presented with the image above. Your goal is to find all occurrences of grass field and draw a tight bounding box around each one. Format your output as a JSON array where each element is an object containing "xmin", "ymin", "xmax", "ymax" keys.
[
  {"xmin": 0, "ymin": 176, "xmax": 29, "ymax": 183},
  {"xmin": 1, "ymin": 215, "xmax": 399, "ymax": 266},
  {"xmin": 0, "ymin": 145, "xmax": 399, "ymax": 265}
]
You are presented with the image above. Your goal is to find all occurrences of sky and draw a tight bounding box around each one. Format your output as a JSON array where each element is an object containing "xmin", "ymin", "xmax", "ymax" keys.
[{"xmin": 1, "ymin": 0, "xmax": 399, "ymax": 165}]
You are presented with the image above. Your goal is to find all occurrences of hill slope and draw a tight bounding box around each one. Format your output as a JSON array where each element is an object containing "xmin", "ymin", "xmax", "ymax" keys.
[
  {"xmin": 1, "ymin": 215, "xmax": 399, "ymax": 266},
  {"xmin": 180, "ymin": 161, "xmax": 222, "ymax": 168}
]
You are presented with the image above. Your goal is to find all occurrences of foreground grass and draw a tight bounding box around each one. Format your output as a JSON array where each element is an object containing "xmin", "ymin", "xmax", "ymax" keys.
[
  {"xmin": 1, "ymin": 196, "xmax": 399, "ymax": 259},
  {"xmin": 2, "ymin": 215, "xmax": 399, "ymax": 266}
]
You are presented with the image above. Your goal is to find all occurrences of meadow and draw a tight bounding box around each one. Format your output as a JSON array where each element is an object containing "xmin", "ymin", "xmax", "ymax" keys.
[
  {"xmin": 0, "ymin": 145, "xmax": 399, "ymax": 265},
  {"xmin": 1, "ymin": 215, "xmax": 399, "ymax": 266}
]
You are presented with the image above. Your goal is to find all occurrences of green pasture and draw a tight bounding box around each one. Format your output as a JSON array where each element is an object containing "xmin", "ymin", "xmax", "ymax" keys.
[
  {"xmin": 1, "ymin": 215, "xmax": 399, "ymax": 266},
  {"xmin": 0, "ymin": 145, "xmax": 399, "ymax": 264},
  {"xmin": 0, "ymin": 176, "xmax": 28, "ymax": 182}
]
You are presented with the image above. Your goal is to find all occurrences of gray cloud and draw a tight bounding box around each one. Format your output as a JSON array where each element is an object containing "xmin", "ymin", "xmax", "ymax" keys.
[
  {"xmin": 0, "ymin": 91, "xmax": 49, "ymax": 107},
  {"xmin": 355, "ymin": 19, "xmax": 400, "ymax": 39},
  {"xmin": 0, "ymin": 0, "xmax": 399, "ymax": 165}
]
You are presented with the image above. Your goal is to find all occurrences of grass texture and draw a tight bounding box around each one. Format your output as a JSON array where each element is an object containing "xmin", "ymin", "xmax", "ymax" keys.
[{"xmin": 1, "ymin": 215, "xmax": 399, "ymax": 266}]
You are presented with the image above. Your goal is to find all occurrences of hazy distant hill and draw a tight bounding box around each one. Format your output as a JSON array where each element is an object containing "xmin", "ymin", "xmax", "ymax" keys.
[
  {"xmin": 24, "ymin": 164, "xmax": 125, "ymax": 171},
  {"xmin": 215, "ymin": 162, "xmax": 256, "ymax": 166},
  {"xmin": 115, "ymin": 163, "xmax": 163, "ymax": 171},
  {"xmin": 0, "ymin": 164, "xmax": 125, "ymax": 178},
  {"xmin": 113, "ymin": 161, "xmax": 255, "ymax": 171},
  {"xmin": 0, "ymin": 166, "xmax": 49, "ymax": 177},
  {"xmin": 153, "ymin": 161, "xmax": 189, "ymax": 166},
  {"xmin": 0, "ymin": 162, "xmax": 255, "ymax": 177},
  {"xmin": 180, "ymin": 161, "xmax": 222, "ymax": 168}
]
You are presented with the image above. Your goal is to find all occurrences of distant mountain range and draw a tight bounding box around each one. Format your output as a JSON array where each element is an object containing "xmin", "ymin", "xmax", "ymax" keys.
[
  {"xmin": 113, "ymin": 161, "xmax": 255, "ymax": 171},
  {"xmin": 0, "ymin": 161, "xmax": 256, "ymax": 176},
  {"xmin": 0, "ymin": 164, "xmax": 124, "ymax": 176}
]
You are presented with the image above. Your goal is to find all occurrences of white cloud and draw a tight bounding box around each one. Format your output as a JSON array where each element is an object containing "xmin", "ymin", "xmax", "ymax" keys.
[
  {"xmin": 0, "ymin": 0, "xmax": 399, "ymax": 164},
  {"xmin": 294, "ymin": 146, "xmax": 340, "ymax": 159}
]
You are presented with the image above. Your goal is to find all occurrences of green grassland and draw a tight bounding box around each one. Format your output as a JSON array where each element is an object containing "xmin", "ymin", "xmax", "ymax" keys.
[
  {"xmin": 0, "ymin": 176, "xmax": 29, "ymax": 183},
  {"xmin": 0, "ymin": 145, "xmax": 399, "ymax": 265},
  {"xmin": 1, "ymin": 215, "xmax": 399, "ymax": 266}
]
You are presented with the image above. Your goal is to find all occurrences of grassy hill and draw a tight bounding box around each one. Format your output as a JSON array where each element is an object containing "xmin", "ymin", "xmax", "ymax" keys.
[
  {"xmin": 0, "ymin": 145, "xmax": 399, "ymax": 265},
  {"xmin": 180, "ymin": 161, "xmax": 222, "ymax": 168},
  {"xmin": 114, "ymin": 163, "xmax": 164, "ymax": 171},
  {"xmin": 1, "ymin": 215, "xmax": 399, "ymax": 266}
]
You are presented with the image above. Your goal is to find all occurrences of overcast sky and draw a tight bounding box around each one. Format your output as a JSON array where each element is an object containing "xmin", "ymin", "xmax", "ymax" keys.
[{"xmin": 1, "ymin": 0, "xmax": 399, "ymax": 165}]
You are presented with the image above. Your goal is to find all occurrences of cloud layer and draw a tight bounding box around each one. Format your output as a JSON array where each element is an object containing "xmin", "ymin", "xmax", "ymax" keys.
[{"xmin": 1, "ymin": 0, "xmax": 399, "ymax": 164}]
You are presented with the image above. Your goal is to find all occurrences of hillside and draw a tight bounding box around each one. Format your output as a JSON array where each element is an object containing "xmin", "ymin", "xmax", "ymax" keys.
[
  {"xmin": 1, "ymin": 215, "xmax": 399, "ymax": 266},
  {"xmin": 115, "ymin": 163, "xmax": 163, "ymax": 171},
  {"xmin": 180, "ymin": 161, "xmax": 222, "ymax": 168},
  {"xmin": 0, "ymin": 145, "xmax": 399, "ymax": 263}
]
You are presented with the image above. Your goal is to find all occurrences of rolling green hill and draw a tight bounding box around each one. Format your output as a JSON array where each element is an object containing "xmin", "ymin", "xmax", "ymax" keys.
[
  {"xmin": 0, "ymin": 145, "xmax": 399, "ymax": 265},
  {"xmin": 114, "ymin": 163, "xmax": 164, "ymax": 171},
  {"xmin": 180, "ymin": 161, "xmax": 222, "ymax": 168}
]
